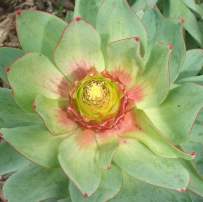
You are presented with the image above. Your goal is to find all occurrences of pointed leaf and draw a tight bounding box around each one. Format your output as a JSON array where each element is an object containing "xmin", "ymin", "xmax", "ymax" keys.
[
  {"xmin": 168, "ymin": 0, "xmax": 203, "ymax": 46},
  {"xmin": 58, "ymin": 134, "xmax": 101, "ymax": 196},
  {"xmin": 54, "ymin": 19, "xmax": 105, "ymax": 81},
  {"xmin": 144, "ymin": 83, "xmax": 203, "ymax": 143},
  {"xmin": 177, "ymin": 75, "xmax": 203, "ymax": 85},
  {"xmin": 129, "ymin": 110, "xmax": 194, "ymax": 160},
  {"xmin": 96, "ymin": 0, "xmax": 147, "ymax": 51},
  {"xmin": 143, "ymin": 9, "xmax": 186, "ymax": 82},
  {"xmin": 74, "ymin": 0, "xmax": 102, "ymax": 26},
  {"xmin": 35, "ymin": 95, "xmax": 77, "ymax": 135},
  {"xmin": 0, "ymin": 142, "xmax": 28, "ymax": 175},
  {"xmin": 182, "ymin": 0, "xmax": 203, "ymax": 17},
  {"xmin": 131, "ymin": 0, "xmax": 158, "ymax": 12},
  {"xmin": 182, "ymin": 120, "xmax": 203, "ymax": 176},
  {"xmin": 177, "ymin": 49, "xmax": 203, "ymax": 80},
  {"xmin": 0, "ymin": 48, "xmax": 24, "ymax": 83},
  {"xmin": 96, "ymin": 139, "xmax": 118, "ymax": 169},
  {"xmin": 1, "ymin": 125, "xmax": 64, "ymax": 168},
  {"xmin": 17, "ymin": 10, "xmax": 67, "ymax": 59},
  {"xmin": 136, "ymin": 43, "xmax": 171, "ymax": 108},
  {"xmin": 110, "ymin": 174, "xmax": 192, "ymax": 202},
  {"xmin": 69, "ymin": 165, "xmax": 122, "ymax": 202},
  {"xmin": 107, "ymin": 37, "xmax": 142, "ymax": 87},
  {"xmin": 3, "ymin": 163, "xmax": 69, "ymax": 202},
  {"xmin": 8, "ymin": 53, "xmax": 68, "ymax": 112},
  {"xmin": 182, "ymin": 162, "xmax": 203, "ymax": 197},
  {"xmin": 113, "ymin": 139, "xmax": 190, "ymax": 190},
  {"xmin": 189, "ymin": 192, "xmax": 203, "ymax": 202},
  {"xmin": 182, "ymin": 141, "xmax": 203, "ymax": 177},
  {"xmin": 0, "ymin": 88, "xmax": 41, "ymax": 128}
]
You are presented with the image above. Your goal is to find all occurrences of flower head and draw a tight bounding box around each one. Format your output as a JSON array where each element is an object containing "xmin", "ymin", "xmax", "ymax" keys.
[{"xmin": 0, "ymin": 0, "xmax": 203, "ymax": 201}]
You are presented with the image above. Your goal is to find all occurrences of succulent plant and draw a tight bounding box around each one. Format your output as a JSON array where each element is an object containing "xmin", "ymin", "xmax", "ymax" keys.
[
  {"xmin": 158, "ymin": 0, "xmax": 203, "ymax": 49},
  {"xmin": 0, "ymin": 0, "xmax": 203, "ymax": 202},
  {"xmin": 130, "ymin": 0, "xmax": 203, "ymax": 49}
]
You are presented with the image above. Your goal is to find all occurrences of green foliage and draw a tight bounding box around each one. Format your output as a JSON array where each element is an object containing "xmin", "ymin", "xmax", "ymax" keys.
[
  {"xmin": 0, "ymin": 0, "xmax": 203, "ymax": 201},
  {"xmin": 3, "ymin": 164, "xmax": 69, "ymax": 202}
]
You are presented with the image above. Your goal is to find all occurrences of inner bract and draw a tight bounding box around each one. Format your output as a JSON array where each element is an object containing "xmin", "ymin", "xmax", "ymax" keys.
[
  {"xmin": 75, "ymin": 74, "xmax": 121, "ymax": 122},
  {"xmin": 67, "ymin": 71, "xmax": 129, "ymax": 131}
]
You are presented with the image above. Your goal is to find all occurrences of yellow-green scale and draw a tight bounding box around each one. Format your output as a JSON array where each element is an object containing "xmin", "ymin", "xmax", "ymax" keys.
[{"xmin": 74, "ymin": 75, "xmax": 122, "ymax": 123}]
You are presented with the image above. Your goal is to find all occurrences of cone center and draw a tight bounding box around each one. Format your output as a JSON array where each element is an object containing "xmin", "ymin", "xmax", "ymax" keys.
[
  {"xmin": 82, "ymin": 80, "xmax": 110, "ymax": 107},
  {"xmin": 73, "ymin": 74, "xmax": 122, "ymax": 122}
]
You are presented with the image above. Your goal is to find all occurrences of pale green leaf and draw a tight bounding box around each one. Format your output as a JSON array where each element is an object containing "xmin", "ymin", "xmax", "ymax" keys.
[
  {"xmin": 17, "ymin": 10, "xmax": 67, "ymax": 59},
  {"xmin": 3, "ymin": 164, "xmax": 69, "ymax": 202},
  {"xmin": 1, "ymin": 125, "xmax": 64, "ymax": 168}
]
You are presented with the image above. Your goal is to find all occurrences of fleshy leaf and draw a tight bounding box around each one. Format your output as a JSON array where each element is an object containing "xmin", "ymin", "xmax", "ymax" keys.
[
  {"xmin": 0, "ymin": 48, "xmax": 24, "ymax": 83},
  {"xmin": 189, "ymin": 192, "xmax": 203, "ymax": 202},
  {"xmin": 144, "ymin": 83, "xmax": 203, "ymax": 143},
  {"xmin": 95, "ymin": 138, "xmax": 119, "ymax": 169},
  {"xmin": 131, "ymin": 0, "xmax": 158, "ymax": 12},
  {"xmin": 182, "ymin": 162, "xmax": 203, "ymax": 197},
  {"xmin": 58, "ymin": 134, "xmax": 101, "ymax": 196},
  {"xmin": 0, "ymin": 142, "xmax": 28, "ymax": 175},
  {"xmin": 35, "ymin": 95, "xmax": 77, "ymax": 135},
  {"xmin": 17, "ymin": 10, "xmax": 67, "ymax": 59},
  {"xmin": 168, "ymin": 0, "xmax": 203, "ymax": 46},
  {"xmin": 177, "ymin": 49, "xmax": 203, "ymax": 80},
  {"xmin": 129, "ymin": 110, "xmax": 194, "ymax": 160},
  {"xmin": 182, "ymin": 141, "xmax": 203, "ymax": 177},
  {"xmin": 177, "ymin": 75, "xmax": 203, "ymax": 85},
  {"xmin": 143, "ymin": 9, "xmax": 186, "ymax": 82},
  {"xmin": 1, "ymin": 125, "xmax": 64, "ymax": 168},
  {"xmin": 69, "ymin": 165, "xmax": 122, "ymax": 202},
  {"xmin": 96, "ymin": 0, "xmax": 147, "ymax": 51},
  {"xmin": 182, "ymin": 118, "xmax": 203, "ymax": 176},
  {"xmin": 3, "ymin": 163, "xmax": 69, "ymax": 202},
  {"xmin": 110, "ymin": 174, "xmax": 192, "ymax": 202},
  {"xmin": 113, "ymin": 138, "xmax": 190, "ymax": 190},
  {"xmin": 182, "ymin": 0, "xmax": 203, "ymax": 17},
  {"xmin": 8, "ymin": 53, "xmax": 68, "ymax": 112},
  {"xmin": 0, "ymin": 88, "xmax": 41, "ymax": 128},
  {"xmin": 136, "ymin": 43, "xmax": 171, "ymax": 108},
  {"xmin": 54, "ymin": 19, "xmax": 105, "ymax": 81},
  {"xmin": 107, "ymin": 37, "xmax": 142, "ymax": 87},
  {"xmin": 74, "ymin": 0, "xmax": 103, "ymax": 26}
]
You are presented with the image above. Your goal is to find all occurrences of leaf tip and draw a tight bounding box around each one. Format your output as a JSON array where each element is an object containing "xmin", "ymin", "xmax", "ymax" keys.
[
  {"xmin": 191, "ymin": 151, "xmax": 197, "ymax": 159},
  {"xmin": 32, "ymin": 101, "xmax": 36, "ymax": 112},
  {"xmin": 168, "ymin": 43, "xmax": 174, "ymax": 50},
  {"xmin": 176, "ymin": 188, "xmax": 187, "ymax": 192},
  {"xmin": 5, "ymin": 67, "xmax": 11, "ymax": 74},
  {"xmin": 11, "ymin": 90, "xmax": 15, "ymax": 97},
  {"xmin": 83, "ymin": 193, "xmax": 89, "ymax": 198},
  {"xmin": 0, "ymin": 132, "xmax": 3, "ymax": 142},
  {"xmin": 75, "ymin": 16, "xmax": 82, "ymax": 22},
  {"xmin": 179, "ymin": 17, "xmax": 185, "ymax": 25},
  {"xmin": 16, "ymin": 9, "xmax": 22, "ymax": 16},
  {"xmin": 134, "ymin": 36, "xmax": 140, "ymax": 42},
  {"xmin": 106, "ymin": 165, "xmax": 112, "ymax": 170}
]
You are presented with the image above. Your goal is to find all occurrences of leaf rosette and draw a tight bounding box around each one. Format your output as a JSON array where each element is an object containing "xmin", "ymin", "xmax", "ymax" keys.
[{"xmin": 0, "ymin": 0, "xmax": 203, "ymax": 202}]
